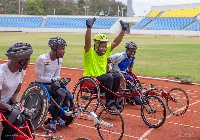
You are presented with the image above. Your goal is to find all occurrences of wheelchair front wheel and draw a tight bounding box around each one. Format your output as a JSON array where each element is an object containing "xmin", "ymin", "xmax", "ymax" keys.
[
  {"xmin": 141, "ymin": 95, "xmax": 166, "ymax": 128},
  {"xmin": 166, "ymin": 87, "xmax": 189, "ymax": 116},
  {"xmin": 96, "ymin": 108, "xmax": 124, "ymax": 140}
]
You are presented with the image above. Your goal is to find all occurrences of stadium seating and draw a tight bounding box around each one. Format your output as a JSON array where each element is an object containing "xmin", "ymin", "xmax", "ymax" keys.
[
  {"xmin": 132, "ymin": 7, "xmax": 200, "ymax": 31},
  {"xmin": 161, "ymin": 8, "xmax": 200, "ymax": 17},
  {"xmin": 132, "ymin": 18, "xmax": 153, "ymax": 29},
  {"xmin": 185, "ymin": 20, "xmax": 200, "ymax": 31},
  {"xmin": 146, "ymin": 18, "xmax": 195, "ymax": 30},
  {"xmin": 147, "ymin": 11, "xmax": 161, "ymax": 17},
  {"xmin": 0, "ymin": 17, "xmax": 43, "ymax": 28},
  {"xmin": 45, "ymin": 17, "xmax": 118, "ymax": 29}
]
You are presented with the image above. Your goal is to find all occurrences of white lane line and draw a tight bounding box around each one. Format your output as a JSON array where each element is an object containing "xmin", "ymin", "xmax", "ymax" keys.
[{"xmin": 138, "ymin": 100, "xmax": 200, "ymax": 139}]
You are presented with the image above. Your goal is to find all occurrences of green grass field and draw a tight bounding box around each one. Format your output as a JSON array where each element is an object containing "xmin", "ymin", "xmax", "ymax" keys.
[{"xmin": 0, "ymin": 32, "xmax": 199, "ymax": 82}]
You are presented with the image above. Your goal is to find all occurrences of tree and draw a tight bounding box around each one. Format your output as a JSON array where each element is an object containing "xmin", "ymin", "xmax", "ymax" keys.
[{"xmin": 24, "ymin": 0, "xmax": 44, "ymax": 15}]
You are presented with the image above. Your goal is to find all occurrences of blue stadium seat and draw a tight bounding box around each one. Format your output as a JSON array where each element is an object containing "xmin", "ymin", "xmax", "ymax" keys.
[
  {"xmin": 0, "ymin": 17, "xmax": 43, "ymax": 28},
  {"xmin": 45, "ymin": 17, "xmax": 118, "ymax": 29}
]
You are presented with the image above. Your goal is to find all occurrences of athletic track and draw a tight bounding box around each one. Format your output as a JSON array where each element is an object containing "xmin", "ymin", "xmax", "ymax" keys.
[{"xmin": 1, "ymin": 60, "xmax": 199, "ymax": 140}]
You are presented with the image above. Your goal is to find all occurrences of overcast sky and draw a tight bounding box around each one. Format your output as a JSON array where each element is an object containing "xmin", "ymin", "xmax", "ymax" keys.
[{"xmin": 116, "ymin": 0, "xmax": 200, "ymax": 16}]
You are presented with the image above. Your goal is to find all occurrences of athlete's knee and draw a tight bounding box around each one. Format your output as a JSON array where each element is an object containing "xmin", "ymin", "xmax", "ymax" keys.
[
  {"xmin": 104, "ymin": 73, "xmax": 113, "ymax": 82},
  {"xmin": 56, "ymin": 88, "xmax": 66, "ymax": 98},
  {"xmin": 66, "ymin": 90, "xmax": 71, "ymax": 99}
]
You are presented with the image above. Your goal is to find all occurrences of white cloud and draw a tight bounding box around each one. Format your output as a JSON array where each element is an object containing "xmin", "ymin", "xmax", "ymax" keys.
[{"xmin": 116, "ymin": 0, "xmax": 200, "ymax": 16}]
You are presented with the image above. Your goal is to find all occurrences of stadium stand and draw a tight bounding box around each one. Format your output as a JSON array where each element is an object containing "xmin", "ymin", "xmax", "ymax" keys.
[
  {"xmin": 132, "ymin": 18, "xmax": 153, "ymax": 29},
  {"xmin": 0, "ymin": 16, "xmax": 43, "ymax": 28},
  {"xmin": 132, "ymin": 7, "xmax": 200, "ymax": 31},
  {"xmin": 147, "ymin": 11, "xmax": 161, "ymax": 17},
  {"xmin": 146, "ymin": 18, "xmax": 195, "ymax": 30},
  {"xmin": 45, "ymin": 17, "xmax": 118, "ymax": 29},
  {"xmin": 185, "ymin": 19, "xmax": 200, "ymax": 31},
  {"xmin": 161, "ymin": 8, "xmax": 200, "ymax": 17}
]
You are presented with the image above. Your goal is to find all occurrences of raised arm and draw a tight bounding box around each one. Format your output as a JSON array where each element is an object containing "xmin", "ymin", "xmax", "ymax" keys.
[
  {"xmin": 84, "ymin": 17, "xmax": 96, "ymax": 53},
  {"xmin": 111, "ymin": 20, "xmax": 129, "ymax": 51}
]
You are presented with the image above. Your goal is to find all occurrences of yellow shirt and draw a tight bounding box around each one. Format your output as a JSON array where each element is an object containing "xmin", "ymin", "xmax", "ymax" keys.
[{"xmin": 83, "ymin": 44, "xmax": 112, "ymax": 77}]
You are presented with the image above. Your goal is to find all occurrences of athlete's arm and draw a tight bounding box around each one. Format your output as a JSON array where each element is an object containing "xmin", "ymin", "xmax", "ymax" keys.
[
  {"xmin": 35, "ymin": 57, "xmax": 52, "ymax": 83},
  {"xmin": 84, "ymin": 28, "xmax": 92, "ymax": 53},
  {"xmin": 0, "ymin": 90, "xmax": 12, "ymax": 111},
  {"xmin": 10, "ymin": 83, "xmax": 21, "ymax": 104},
  {"xmin": 107, "ymin": 57, "xmax": 112, "ymax": 72},
  {"xmin": 110, "ymin": 30, "xmax": 125, "ymax": 51},
  {"xmin": 128, "ymin": 61, "xmax": 134, "ymax": 71}
]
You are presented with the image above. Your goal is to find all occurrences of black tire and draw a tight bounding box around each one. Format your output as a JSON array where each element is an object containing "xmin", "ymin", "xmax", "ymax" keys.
[
  {"xmin": 166, "ymin": 87, "xmax": 189, "ymax": 116},
  {"xmin": 141, "ymin": 95, "xmax": 166, "ymax": 128},
  {"xmin": 20, "ymin": 83, "xmax": 49, "ymax": 130},
  {"xmin": 96, "ymin": 108, "xmax": 124, "ymax": 140},
  {"xmin": 72, "ymin": 77, "xmax": 100, "ymax": 112}
]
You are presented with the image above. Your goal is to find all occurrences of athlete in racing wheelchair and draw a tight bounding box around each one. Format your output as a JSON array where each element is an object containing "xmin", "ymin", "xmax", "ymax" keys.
[
  {"xmin": 34, "ymin": 37, "xmax": 72, "ymax": 131},
  {"xmin": 107, "ymin": 41, "xmax": 141, "ymax": 105},
  {"xmin": 0, "ymin": 43, "xmax": 35, "ymax": 139}
]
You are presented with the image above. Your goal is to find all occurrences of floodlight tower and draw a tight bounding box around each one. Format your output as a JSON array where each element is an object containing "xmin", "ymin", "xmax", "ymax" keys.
[{"xmin": 127, "ymin": 0, "xmax": 133, "ymax": 17}]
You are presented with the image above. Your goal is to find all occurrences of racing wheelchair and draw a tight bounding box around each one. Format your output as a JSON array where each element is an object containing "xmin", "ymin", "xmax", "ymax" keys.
[
  {"xmin": 72, "ymin": 71, "xmax": 167, "ymax": 128},
  {"xmin": 123, "ymin": 71, "xmax": 189, "ymax": 116},
  {"xmin": 20, "ymin": 79, "xmax": 125, "ymax": 140},
  {"xmin": 0, "ymin": 111, "xmax": 63, "ymax": 140}
]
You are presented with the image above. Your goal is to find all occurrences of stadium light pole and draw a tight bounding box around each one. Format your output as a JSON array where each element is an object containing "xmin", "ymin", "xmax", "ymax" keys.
[
  {"xmin": 121, "ymin": 7, "xmax": 126, "ymax": 17},
  {"xmin": 19, "ymin": 0, "xmax": 21, "ymax": 31},
  {"xmin": 83, "ymin": 6, "xmax": 89, "ymax": 16}
]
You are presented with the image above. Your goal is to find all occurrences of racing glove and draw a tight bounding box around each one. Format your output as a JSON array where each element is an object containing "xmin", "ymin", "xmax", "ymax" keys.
[
  {"xmin": 86, "ymin": 17, "xmax": 96, "ymax": 28},
  {"xmin": 119, "ymin": 20, "xmax": 129, "ymax": 31}
]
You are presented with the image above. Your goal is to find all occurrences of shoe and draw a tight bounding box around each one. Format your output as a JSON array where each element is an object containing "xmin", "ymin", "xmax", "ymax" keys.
[
  {"xmin": 116, "ymin": 104, "xmax": 123, "ymax": 110},
  {"xmin": 57, "ymin": 117, "xmax": 65, "ymax": 128},
  {"xmin": 50, "ymin": 120, "xmax": 57, "ymax": 131},
  {"xmin": 105, "ymin": 100, "xmax": 117, "ymax": 110}
]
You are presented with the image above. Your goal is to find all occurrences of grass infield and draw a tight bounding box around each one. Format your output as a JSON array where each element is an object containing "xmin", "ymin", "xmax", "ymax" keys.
[{"xmin": 0, "ymin": 32, "xmax": 199, "ymax": 82}]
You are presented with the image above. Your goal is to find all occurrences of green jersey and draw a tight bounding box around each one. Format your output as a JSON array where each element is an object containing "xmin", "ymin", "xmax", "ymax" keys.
[{"xmin": 83, "ymin": 44, "xmax": 112, "ymax": 77}]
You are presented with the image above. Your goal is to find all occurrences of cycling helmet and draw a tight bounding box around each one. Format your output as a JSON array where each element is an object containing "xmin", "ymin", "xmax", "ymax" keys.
[
  {"xmin": 125, "ymin": 41, "xmax": 137, "ymax": 49},
  {"xmin": 5, "ymin": 43, "xmax": 33, "ymax": 62},
  {"xmin": 94, "ymin": 34, "xmax": 108, "ymax": 43},
  {"xmin": 48, "ymin": 37, "xmax": 67, "ymax": 48}
]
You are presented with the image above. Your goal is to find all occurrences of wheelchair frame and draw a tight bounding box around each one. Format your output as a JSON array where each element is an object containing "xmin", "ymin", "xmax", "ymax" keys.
[
  {"xmin": 72, "ymin": 71, "xmax": 167, "ymax": 128},
  {"xmin": 21, "ymin": 81, "xmax": 124, "ymax": 140}
]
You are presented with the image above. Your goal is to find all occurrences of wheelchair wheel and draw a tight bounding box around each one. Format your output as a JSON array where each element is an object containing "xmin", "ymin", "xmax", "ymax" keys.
[
  {"xmin": 96, "ymin": 108, "xmax": 124, "ymax": 140},
  {"xmin": 72, "ymin": 77, "xmax": 100, "ymax": 112},
  {"xmin": 166, "ymin": 87, "xmax": 189, "ymax": 116},
  {"xmin": 20, "ymin": 83, "xmax": 49, "ymax": 130},
  {"xmin": 141, "ymin": 95, "xmax": 166, "ymax": 128}
]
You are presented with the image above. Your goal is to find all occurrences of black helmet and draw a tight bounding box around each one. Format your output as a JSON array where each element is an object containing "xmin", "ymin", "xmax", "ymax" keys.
[
  {"xmin": 125, "ymin": 41, "xmax": 137, "ymax": 49},
  {"xmin": 48, "ymin": 37, "xmax": 67, "ymax": 48},
  {"xmin": 5, "ymin": 43, "xmax": 33, "ymax": 62}
]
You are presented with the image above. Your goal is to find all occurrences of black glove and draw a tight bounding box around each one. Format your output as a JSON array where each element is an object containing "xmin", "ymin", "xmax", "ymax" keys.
[
  {"xmin": 23, "ymin": 108, "xmax": 36, "ymax": 119},
  {"xmin": 51, "ymin": 79, "xmax": 61, "ymax": 90},
  {"xmin": 59, "ymin": 78, "xmax": 71, "ymax": 86},
  {"xmin": 86, "ymin": 17, "xmax": 96, "ymax": 28},
  {"xmin": 119, "ymin": 20, "xmax": 129, "ymax": 31}
]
